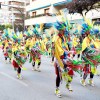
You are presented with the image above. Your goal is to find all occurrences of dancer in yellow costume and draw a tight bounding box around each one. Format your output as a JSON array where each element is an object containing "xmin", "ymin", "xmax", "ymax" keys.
[
  {"xmin": 53, "ymin": 22, "xmax": 74, "ymax": 97},
  {"xmin": 80, "ymin": 24, "xmax": 100, "ymax": 87}
]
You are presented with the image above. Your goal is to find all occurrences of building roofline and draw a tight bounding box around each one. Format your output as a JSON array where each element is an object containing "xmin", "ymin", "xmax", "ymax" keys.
[
  {"xmin": 53, "ymin": 0, "xmax": 71, "ymax": 6},
  {"xmin": 28, "ymin": 4, "xmax": 51, "ymax": 12},
  {"xmin": 27, "ymin": 0, "xmax": 72, "ymax": 12}
]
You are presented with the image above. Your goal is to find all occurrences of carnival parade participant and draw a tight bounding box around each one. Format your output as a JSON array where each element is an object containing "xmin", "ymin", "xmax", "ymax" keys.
[
  {"xmin": 80, "ymin": 24, "xmax": 100, "ymax": 86},
  {"xmin": 3, "ymin": 38, "xmax": 12, "ymax": 63},
  {"xmin": 12, "ymin": 48, "xmax": 27, "ymax": 79},
  {"xmin": 29, "ymin": 42, "xmax": 42, "ymax": 72},
  {"xmin": 53, "ymin": 21, "xmax": 76, "ymax": 97}
]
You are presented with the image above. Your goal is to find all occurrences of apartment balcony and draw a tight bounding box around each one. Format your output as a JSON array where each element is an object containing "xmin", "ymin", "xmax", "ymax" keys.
[
  {"xmin": 9, "ymin": 1, "xmax": 24, "ymax": 5},
  {"xmin": 9, "ymin": 1, "xmax": 24, "ymax": 8},
  {"xmin": 26, "ymin": 0, "xmax": 72, "ymax": 12},
  {"xmin": 25, "ymin": 14, "xmax": 83, "ymax": 26},
  {"xmin": 15, "ymin": 19, "xmax": 23, "ymax": 23},
  {"xmin": 8, "ymin": 0, "xmax": 25, "ymax": 3},
  {"xmin": 9, "ymin": 11, "xmax": 22, "ymax": 14},
  {"xmin": 9, "ymin": 5, "xmax": 24, "ymax": 9},
  {"xmin": 9, "ymin": 2, "xmax": 24, "ymax": 6},
  {"xmin": 14, "ymin": 16, "xmax": 22, "ymax": 20},
  {"xmin": 25, "ymin": 14, "xmax": 63, "ymax": 26}
]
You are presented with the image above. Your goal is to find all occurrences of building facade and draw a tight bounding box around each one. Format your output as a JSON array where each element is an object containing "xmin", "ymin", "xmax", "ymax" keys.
[
  {"xmin": 25, "ymin": 0, "xmax": 100, "ymax": 26},
  {"xmin": 25, "ymin": 0, "xmax": 72, "ymax": 26},
  {"xmin": 0, "ymin": 0, "xmax": 10, "ymax": 25},
  {"xmin": 0, "ymin": 0, "xmax": 30, "ymax": 26},
  {"xmin": 8, "ymin": 0, "xmax": 25, "ymax": 25}
]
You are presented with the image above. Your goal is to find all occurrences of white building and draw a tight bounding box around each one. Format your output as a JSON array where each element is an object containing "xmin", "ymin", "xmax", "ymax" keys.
[
  {"xmin": 0, "ymin": 0, "xmax": 10, "ymax": 25},
  {"xmin": 0, "ymin": 0, "xmax": 30, "ymax": 25},
  {"xmin": 25, "ymin": 0, "xmax": 72, "ymax": 26},
  {"xmin": 25, "ymin": 0, "xmax": 100, "ymax": 26}
]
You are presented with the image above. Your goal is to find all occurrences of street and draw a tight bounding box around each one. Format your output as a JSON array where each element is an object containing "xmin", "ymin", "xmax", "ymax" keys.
[{"xmin": 0, "ymin": 51, "xmax": 100, "ymax": 100}]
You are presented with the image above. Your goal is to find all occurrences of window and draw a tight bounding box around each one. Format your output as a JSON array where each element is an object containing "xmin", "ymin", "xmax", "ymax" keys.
[
  {"xmin": 44, "ymin": 8, "xmax": 50, "ymax": 15},
  {"xmin": 32, "ymin": 12, "xmax": 36, "ymax": 17}
]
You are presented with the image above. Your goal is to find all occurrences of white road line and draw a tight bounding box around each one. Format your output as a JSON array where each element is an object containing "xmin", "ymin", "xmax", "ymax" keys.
[{"xmin": 0, "ymin": 72, "xmax": 28, "ymax": 87}]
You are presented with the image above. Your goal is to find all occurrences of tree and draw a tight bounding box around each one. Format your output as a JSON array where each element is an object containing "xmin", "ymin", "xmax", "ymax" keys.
[
  {"xmin": 0, "ymin": 25, "xmax": 5, "ymax": 31},
  {"xmin": 0, "ymin": 24, "xmax": 12, "ymax": 31},
  {"xmin": 5, "ymin": 24, "xmax": 12, "ymax": 29},
  {"xmin": 66, "ymin": 0, "xmax": 100, "ymax": 16},
  {"xmin": 10, "ymin": 6, "xmax": 25, "ymax": 32},
  {"xmin": 14, "ymin": 24, "xmax": 24, "ymax": 32}
]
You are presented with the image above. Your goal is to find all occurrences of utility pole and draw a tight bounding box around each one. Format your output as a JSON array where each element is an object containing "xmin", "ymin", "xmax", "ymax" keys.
[
  {"xmin": 0, "ymin": 2, "xmax": 1, "ymax": 9},
  {"xmin": 10, "ymin": 13, "xmax": 15, "ymax": 31}
]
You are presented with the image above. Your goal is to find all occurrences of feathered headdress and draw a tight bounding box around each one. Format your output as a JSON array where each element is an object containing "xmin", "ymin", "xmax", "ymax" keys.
[
  {"xmin": 93, "ymin": 29, "xmax": 99, "ymax": 34},
  {"xmin": 33, "ymin": 25, "xmax": 41, "ymax": 37},
  {"xmin": 81, "ymin": 23, "xmax": 92, "ymax": 34},
  {"xmin": 53, "ymin": 21, "xmax": 66, "ymax": 30},
  {"xmin": 53, "ymin": 20, "xmax": 70, "ymax": 36}
]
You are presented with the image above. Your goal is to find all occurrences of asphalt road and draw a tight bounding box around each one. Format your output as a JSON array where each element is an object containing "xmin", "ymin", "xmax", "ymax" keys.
[{"xmin": 0, "ymin": 51, "xmax": 100, "ymax": 100}]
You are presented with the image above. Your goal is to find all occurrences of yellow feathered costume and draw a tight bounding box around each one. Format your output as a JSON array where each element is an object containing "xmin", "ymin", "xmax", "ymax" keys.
[{"xmin": 54, "ymin": 36, "xmax": 64, "ymax": 68}]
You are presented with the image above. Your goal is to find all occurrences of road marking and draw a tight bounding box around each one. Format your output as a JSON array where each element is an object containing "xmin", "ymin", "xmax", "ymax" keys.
[{"xmin": 0, "ymin": 72, "xmax": 28, "ymax": 87}]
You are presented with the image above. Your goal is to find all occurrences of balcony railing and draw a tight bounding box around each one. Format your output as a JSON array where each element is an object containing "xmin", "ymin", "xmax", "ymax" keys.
[
  {"xmin": 25, "ymin": 14, "xmax": 62, "ymax": 25},
  {"xmin": 25, "ymin": 13, "xmax": 54, "ymax": 19},
  {"xmin": 9, "ymin": 3, "xmax": 24, "ymax": 6},
  {"xmin": 8, "ymin": 0, "xmax": 25, "ymax": 3},
  {"xmin": 9, "ymin": 5, "xmax": 24, "ymax": 8}
]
